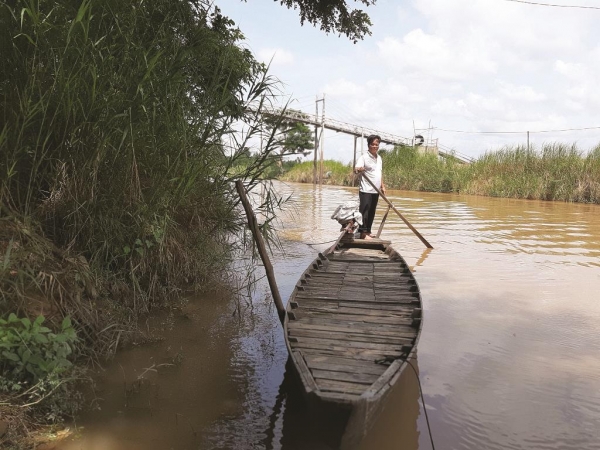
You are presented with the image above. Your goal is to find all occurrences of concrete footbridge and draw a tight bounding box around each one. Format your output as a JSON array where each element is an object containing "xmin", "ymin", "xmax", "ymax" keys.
[{"xmin": 260, "ymin": 107, "xmax": 474, "ymax": 164}]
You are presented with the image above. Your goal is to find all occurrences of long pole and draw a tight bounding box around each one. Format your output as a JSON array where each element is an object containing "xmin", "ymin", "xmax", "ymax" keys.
[
  {"xmin": 319, "ymin": 94, "xmax": 325, "ymax": 185},
  {"xmin": 313, "ymin": 96, "xmax": 318, "ymax": 184},
  {"xmin": 352, "ymin": 136, "xmax": 357, "ymax": 187},
  {"xmin": 361, "ymin": 175, "xmax": 433, "ymax": 249},
  {"xmin": 361, "ymin": 132, "xmax": 364, "ymax": 155},
  {"xmin": 314, "ymin": 95, "xmax": 325, "ymax": 184},
  {"xmin": 235, "ymin": 181, "xmax": 286, "ymax": 324}
]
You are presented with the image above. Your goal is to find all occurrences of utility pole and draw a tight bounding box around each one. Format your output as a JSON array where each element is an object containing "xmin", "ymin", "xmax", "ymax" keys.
[
  {"xmin": 314, "ymin": 94, "xmax": 325, "ymax": 185},
  {"xmin": 361, "ymin": 131, "xmax": 364, "ymax": 155},
  {"xmin": 320, "ymin": 93, "xmax": 325, "ymax": 185},
  {"xmin": 527, "ymin": 131, "xmax": 530, "ymax": 151},
  {"xmin": 313, "ymin": 96, "xmax": 320, "ymax": 184},
  {"xmin": 352, "ymin": 136, "xmax": 357, "ymax": 187}
]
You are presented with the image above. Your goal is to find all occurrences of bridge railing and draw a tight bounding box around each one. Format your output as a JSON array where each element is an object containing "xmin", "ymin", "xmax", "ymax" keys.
[{"xmin": 258, "ymin": 108, "xmax": 473, "ymax": 164}]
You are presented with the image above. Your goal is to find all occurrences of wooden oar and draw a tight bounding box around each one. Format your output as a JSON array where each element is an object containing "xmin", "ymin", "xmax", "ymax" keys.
[
  {"xmin": 327, "ymin": 222, "xmax": 354, "ymax": 254},
  {"xmin": 360, "ymin": 174, "xmax": 433, "ymax": 249}
]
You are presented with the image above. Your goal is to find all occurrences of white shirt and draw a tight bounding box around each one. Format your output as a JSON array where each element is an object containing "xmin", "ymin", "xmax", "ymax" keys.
[{"xmin": 355, "ymin": 152, "xmax": 383, "ymax": 194}]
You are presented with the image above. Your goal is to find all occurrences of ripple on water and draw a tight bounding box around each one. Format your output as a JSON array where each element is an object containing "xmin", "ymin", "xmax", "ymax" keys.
[{"xmin": 59, "ymin": 183, "xmax": 600, "ymax": 450}]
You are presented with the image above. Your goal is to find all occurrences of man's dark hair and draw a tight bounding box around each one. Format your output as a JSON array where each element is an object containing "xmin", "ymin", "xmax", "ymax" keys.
[{"xmin": 367, "ymin": 134, "xmax": 381, "ymax": 145}]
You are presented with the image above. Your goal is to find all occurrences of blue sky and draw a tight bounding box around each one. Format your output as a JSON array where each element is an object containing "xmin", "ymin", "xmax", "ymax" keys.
[{"xmin": 219, "ymin": 0, "xmax": 600, "ymax": 162}]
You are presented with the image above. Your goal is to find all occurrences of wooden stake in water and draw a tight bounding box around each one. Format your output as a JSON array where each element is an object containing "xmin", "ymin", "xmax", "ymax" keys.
[{"xmin": 235, "ymin": 180, "xmax": 286, "ymax": 325}]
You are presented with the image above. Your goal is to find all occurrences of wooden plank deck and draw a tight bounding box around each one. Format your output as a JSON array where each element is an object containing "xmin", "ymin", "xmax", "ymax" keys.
[{"xmin": 286, "ymin": 242, "xmax": 421, "ymax": 401}]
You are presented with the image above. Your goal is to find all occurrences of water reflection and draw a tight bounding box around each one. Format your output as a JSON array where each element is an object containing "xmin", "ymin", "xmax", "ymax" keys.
[
  {"xmin": 411, "ymin": 248, "xmax": 432, "ymax": 273},
  {"xmin": 59, "ymin": 182, "xmax": 600, "ymax": 450},
  {"xmin": 259, "ymin": 356, "xmax": 423, "ymax": 450}
]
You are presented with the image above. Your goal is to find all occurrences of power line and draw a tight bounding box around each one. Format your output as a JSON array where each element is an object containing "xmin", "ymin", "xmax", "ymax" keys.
[
  {"xmin": 502, "ymin": 0, "xmax": 600, "ymax": 10},
  {"xmin": 429, "ymin": 125, "xmax": 600, "ymax": 134}
]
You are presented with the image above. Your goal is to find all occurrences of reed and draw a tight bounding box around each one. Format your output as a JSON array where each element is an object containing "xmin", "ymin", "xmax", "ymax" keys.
[
  {"xmin": 382, "ymin": 146, "xmax": 461, "ymax": 192},
  {"xmin": 0, "ymin": 0, "xmax": 285, "ymax": 434},
  {"xmin": 462, "ymin": 143, "xmax": 599, "ymax": 202},
  {"xmin": 281, "ymin": 143, "xmax": 600, "ymax": 204}
]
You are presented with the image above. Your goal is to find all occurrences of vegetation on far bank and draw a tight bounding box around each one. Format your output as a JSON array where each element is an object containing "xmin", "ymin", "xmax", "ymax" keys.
[
  {"xmin": 280, "ymin": 143, "xmax": 600, "ymax": 204},
  {"xmin": 279, "ymin": 160, "xmax": 356, "ymax": 186}
]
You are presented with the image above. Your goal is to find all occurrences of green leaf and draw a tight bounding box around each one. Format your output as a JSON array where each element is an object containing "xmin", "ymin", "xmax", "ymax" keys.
[
  {"xmin": 2, "ymin": 350, "xmax": 20, "ymax": 362},
  {"xmin": 34, "ymin": 334, "xmax": 49, "ymax": 344},
  {"xmin": 21, "ymin": 349, "xmax": 32, "ymax": 363},
  {"xmin": 34, "ymin": 315, "xmax": 45, "ymax": 326},
  {"xmin": 61, "ymin": 316, "xmax": 72, "ymax": 331},
  {"xmin": 57, "ymin": 359, "xmax": 73, "ymax": 369},
  {"xmin": 28, "ymin": 354, "xmax": 44, "ymax": 366},
  {"xmin": 123, "ymin": 245, "xmax": 131, "ymax": 255},
  {"xmin": 2, "ymin": 238, "xmax": 13, "ymax": 270}
]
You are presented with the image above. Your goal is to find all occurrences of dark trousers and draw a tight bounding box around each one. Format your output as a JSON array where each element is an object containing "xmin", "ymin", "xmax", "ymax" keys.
[{"xmin": 358, "ymin": 191, "xmax": 379, "ymax": 234}]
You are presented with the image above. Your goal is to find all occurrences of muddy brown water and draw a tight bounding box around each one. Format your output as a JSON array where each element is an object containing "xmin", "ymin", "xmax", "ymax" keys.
[{"xmin": 58, "ymin": 182, "xmax": 600, "ymax": 450}]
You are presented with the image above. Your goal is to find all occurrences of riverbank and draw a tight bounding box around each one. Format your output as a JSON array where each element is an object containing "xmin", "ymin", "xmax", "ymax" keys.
[
  {"xmin": 0, "ymin": 1, "xmax": 284, "ymax": 447},
  {"xmin": 280, "ymin": 143, "xmax": 600, "ymax": 204}
]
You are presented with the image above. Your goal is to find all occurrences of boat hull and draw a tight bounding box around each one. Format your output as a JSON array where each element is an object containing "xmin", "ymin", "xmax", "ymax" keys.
[{"xmin": 284, "ymin": 238, "xmax": 423, "ymax": 448}]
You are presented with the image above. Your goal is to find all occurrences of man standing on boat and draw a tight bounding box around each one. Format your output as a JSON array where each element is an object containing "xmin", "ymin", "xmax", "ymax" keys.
[{"xmin": 354, "ymin": 134, "xmax": 386, "ymax": 240}]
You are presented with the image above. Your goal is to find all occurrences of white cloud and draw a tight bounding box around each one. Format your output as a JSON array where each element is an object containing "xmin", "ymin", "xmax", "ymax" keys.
[
  {"xmin": 221, "ymin": 0, "xmax": 600, "ymax": 160},
  {"xmin": 554, "ymin": 58, "xmax": 600, "ymax": 109},
  {"xmin": 497, "ymin": 81, "xmax": 546, "ymax": 102},
  {"xmin": 431, "ymin": 98, "xmax": 473, "ymax": 118},
  {"xmin": 257, "ymin": 48, "xmax": 294, "ymax": 66},
  {"xmin": 377, "ymin": 30, "xmax": 497, "ymax": 81},
  {"xmin": 554, "ymin": 60, "xmax": 586, "ymax": 80}
]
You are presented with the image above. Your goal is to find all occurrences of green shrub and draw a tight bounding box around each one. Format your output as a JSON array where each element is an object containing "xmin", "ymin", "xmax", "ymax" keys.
[{"xmin": 0, "ymin": 315, "xmax": 77, "ymax": 391}]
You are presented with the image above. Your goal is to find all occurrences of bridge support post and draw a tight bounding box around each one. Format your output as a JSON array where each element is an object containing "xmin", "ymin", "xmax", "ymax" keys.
[{"xmin": 353, "ymin": 136, "xmax": 357, "ymax": 186}]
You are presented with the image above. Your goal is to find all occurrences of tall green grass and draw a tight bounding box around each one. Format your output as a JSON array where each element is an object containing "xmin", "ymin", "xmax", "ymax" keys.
[
  {"xmin": 0, "ymin": 0, "xmax": 283, "ymax": 428},
  {"xmin": 280, "ymin": 160, "xmax": 355, "ymax": 185},
  {"xmin": 382, "ymin": 146, "xmax": 461, "ymax": 192},
  {"xmin": 462, "ymin": 143, "xmax": 600, "ymax": 202},
  {"xmin": 280, "ymin": 143, "xmax": 600, "ymax": 204},
  {"xmin": 1, "ymin": 0, "xmax": 264, "ymax": 329}
]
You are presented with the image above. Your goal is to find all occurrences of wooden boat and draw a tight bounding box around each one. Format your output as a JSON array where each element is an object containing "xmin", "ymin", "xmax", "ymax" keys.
[{"xmin": 284, "ymin": 236, "xmax": 423, "ymax": 448}]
